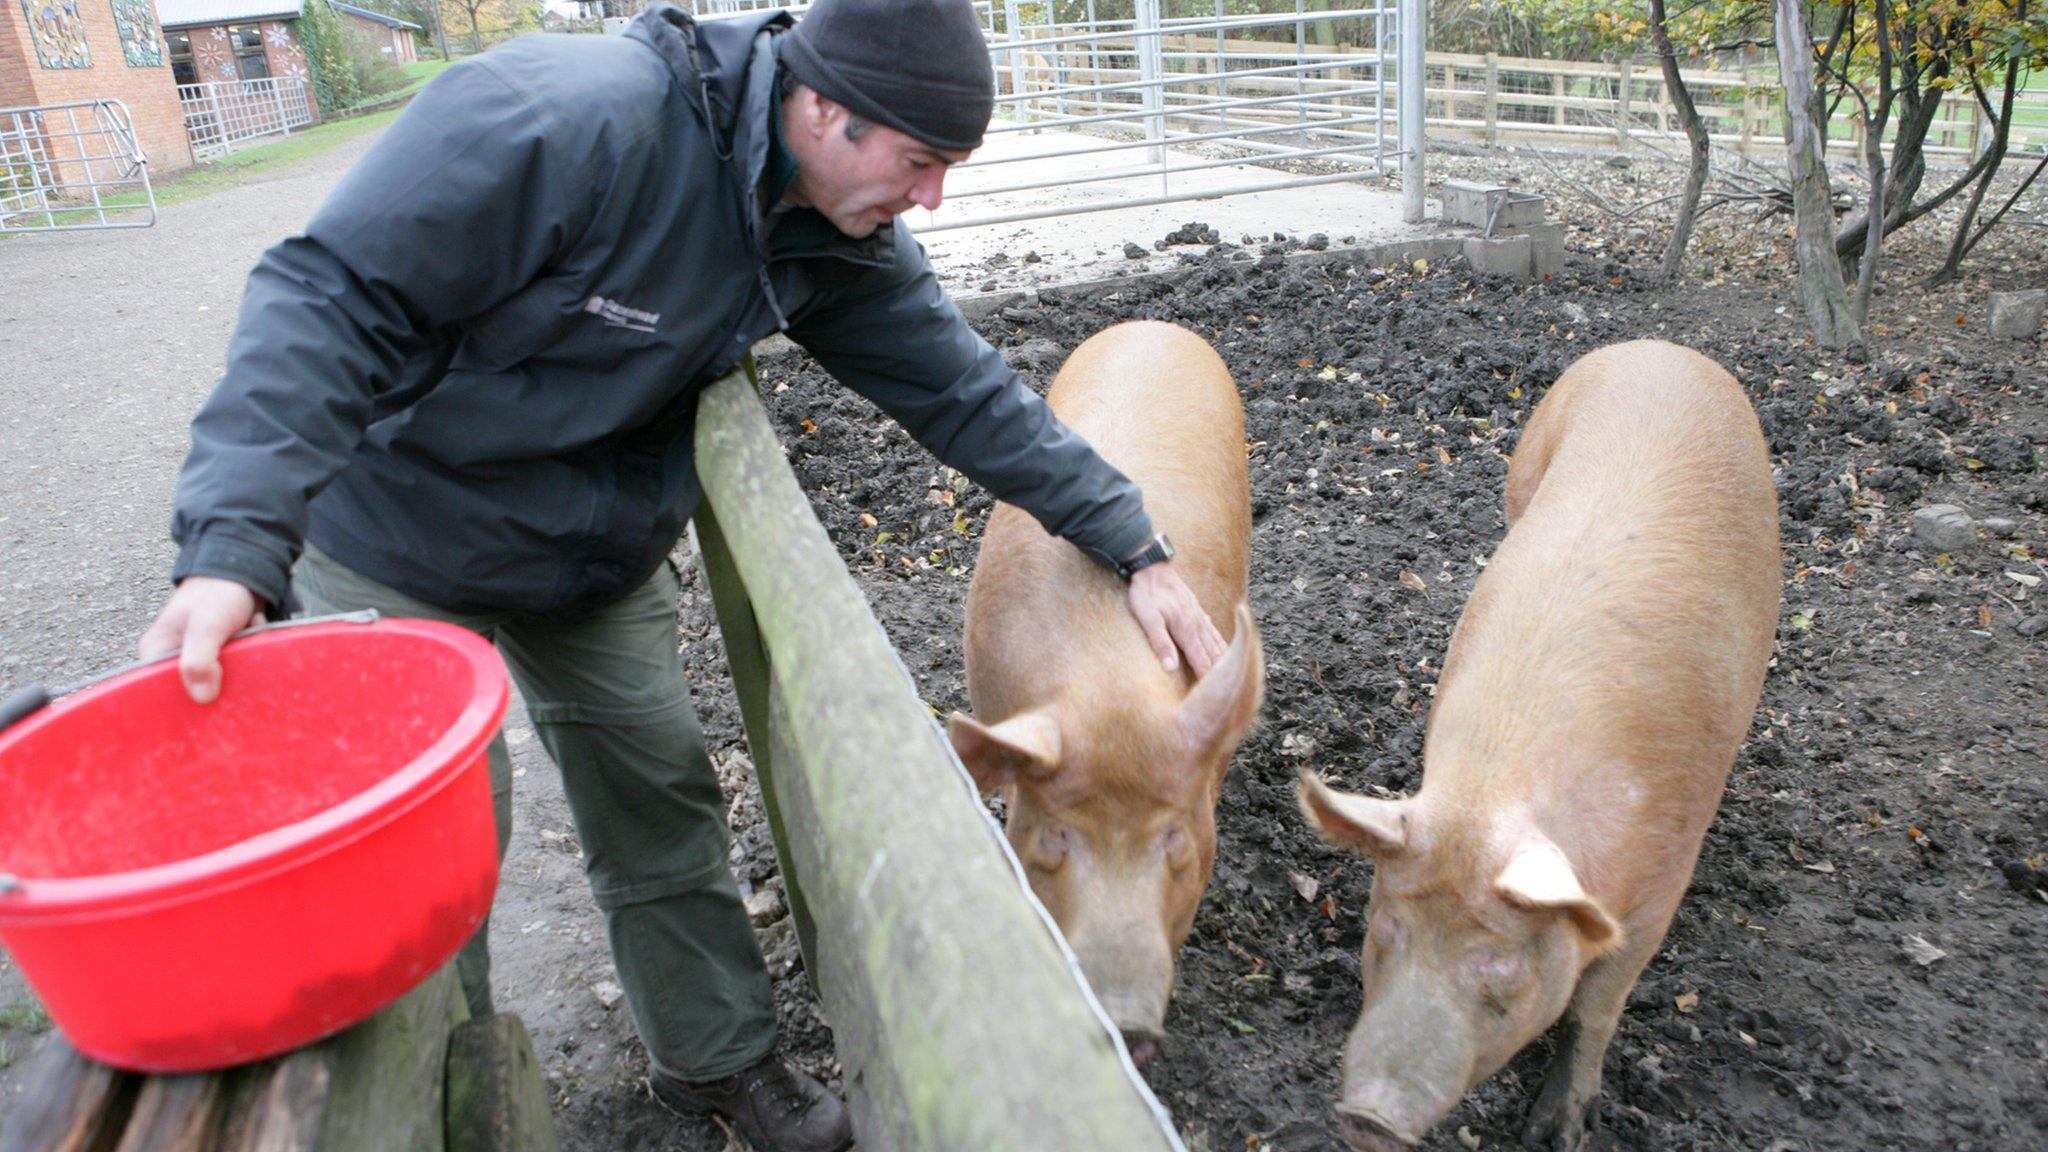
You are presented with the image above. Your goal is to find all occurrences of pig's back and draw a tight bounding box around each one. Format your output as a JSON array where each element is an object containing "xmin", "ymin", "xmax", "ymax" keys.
[
  {"xmin": 1046, "ymin": 321, "xmax": 1250, "ymax": 612},
  {"xmin": 965, "ymin": 323, "xmax": 1250, "ymax": 714},
  {"xmin": 1433, "ymin": 341, "xmax": 1780, "ymax": 811}
]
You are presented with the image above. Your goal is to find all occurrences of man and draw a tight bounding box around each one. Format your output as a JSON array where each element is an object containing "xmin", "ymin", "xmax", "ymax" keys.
[{"xmin": 139, "ymin": 2, "xmax": 1224, "ymax": 1150}]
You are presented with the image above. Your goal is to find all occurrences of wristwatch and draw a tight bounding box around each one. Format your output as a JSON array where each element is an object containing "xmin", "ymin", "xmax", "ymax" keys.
[{"xmin": 1115, "ymin": 533, "xmax": 1176, "ymax": 582}]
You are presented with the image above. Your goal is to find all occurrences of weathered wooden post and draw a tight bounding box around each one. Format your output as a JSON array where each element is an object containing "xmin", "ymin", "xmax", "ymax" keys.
[
  {"xmin": 1616, "ymin": 59, "xmax": 1633, "ymax": 149},
  {"xmin": 1483, "ymin": 51, "xmax": 1498, "ymax": 145},
  {"xmin": 691, "ymin": 367, "xmax": 1186, "ymax": 1152}
]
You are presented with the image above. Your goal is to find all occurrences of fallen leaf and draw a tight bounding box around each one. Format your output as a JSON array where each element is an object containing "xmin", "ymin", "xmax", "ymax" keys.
[
  {"xmin": 2007, "ymin": 571, "xmax": 2042, "ymax": 588},
  {"xmin": 1437, "ymin": 446, "xmax": 1455, "ymax": 466},
  {"xmin": 800, "ymin": 418, "xmax": 817, "ymax": 434},
  {"xmin": 1901, "ymin": 934, "xmax": 1946, "ymax": 966},
  {"xmin": 1979, "ymin": 605, "xmax": 1994, "ymax": 628},
  {"xmin": 1289, "ymin": 871, "xmax": 1321, "ymax": 903},
  {"xmin": 1789, "ymin": 611, "xmax": 1814, "ymax": 631},
  {"xmin": 1227, "ymin": 1017, "xmax": 1258, "ymax": 1035},
  {"xmin": 953, "ymin": 511, "xmax": 971, "ymax": 536},
  {"xmin": 1320, "ymin": 895, "xmax": 1338, "ymax": 922},
  {"xmin": 1739, "ymin": 1030, "xmax": 1758, "ymax": 1047},
  {"xmin": 1297, "ymin": 357, "xmax": 1315, "ymax": 369},
  {"xmin": 1400, "ymin": 571, "xmax": 1427, "ymax": 592},
  {"xmin": 1804, "ymin": 860, "xmax": 1836, "ymax": 874},
  {"xmin": 1319, "ymin": 365, "xmax": 1339, "ymax": 381},
  {"xmin": 1674, "ymin": 990, "xmax": 1700, "ymax": 1014},
  {"xmin": 1412, "ymin": 258, "xmax": 1429, "ymax": 274}
]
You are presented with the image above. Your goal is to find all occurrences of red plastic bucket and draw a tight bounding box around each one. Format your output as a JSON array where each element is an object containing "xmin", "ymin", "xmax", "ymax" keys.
[{"xmin": 0, "ymin": 617, "xmax": 507, "ymax": 1072}]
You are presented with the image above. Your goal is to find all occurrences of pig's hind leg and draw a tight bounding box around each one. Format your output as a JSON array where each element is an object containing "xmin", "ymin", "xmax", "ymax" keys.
[{"xmin": 1520, "ymin": 932, "xmax": 1661, "ymax": 1151}]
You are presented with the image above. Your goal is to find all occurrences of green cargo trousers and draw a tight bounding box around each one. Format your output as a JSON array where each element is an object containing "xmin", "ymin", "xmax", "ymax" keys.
[{"xmin": 292, "ymin": 542, "xmax": 778, "ymax": 1081}]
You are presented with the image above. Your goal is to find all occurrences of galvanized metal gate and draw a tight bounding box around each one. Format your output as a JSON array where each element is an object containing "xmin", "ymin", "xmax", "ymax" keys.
[
  {"xmin": 0, "ymin": 99, "xmax": 157, "ymax": 234},
  {"xmin": 691, "ymin": 0, "xmax": 1426, "ymax": 229}
]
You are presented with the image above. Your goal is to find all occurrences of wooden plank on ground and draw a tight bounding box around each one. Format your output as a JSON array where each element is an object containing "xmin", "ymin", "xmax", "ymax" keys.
[
  {"xmin": 0, "ymin": 1035, "xmax": 136, "ymax": 1152},
  {"xmin": 443, "ymin": 1015, "xmax": 558, "ymax": 1152},
  {"xmin": 110, "ymin": 1076, "xmax": 228, "ymax": 1152},
  {"xmin": 216, "ymin": 1050, "xmax": 333, "ymax": 1152},
  {"xmin": 310, "ymin": 967, "xmax": 463, "ymax": 1152}
]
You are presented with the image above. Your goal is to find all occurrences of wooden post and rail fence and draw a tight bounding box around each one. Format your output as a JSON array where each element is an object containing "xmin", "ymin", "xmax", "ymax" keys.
[
  {"xmin": 996, "ymin": 29, "xmax": 2048, "ymax": 162},
  {"xmin": 0, "ymin": 363, "xmax": 1182, "ymax": 1152}
]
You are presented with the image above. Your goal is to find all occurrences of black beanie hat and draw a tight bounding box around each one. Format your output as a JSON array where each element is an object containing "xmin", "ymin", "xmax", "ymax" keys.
[{"xmin": 780, "ymin": 0, "xmax": 996, "ymax": 152}]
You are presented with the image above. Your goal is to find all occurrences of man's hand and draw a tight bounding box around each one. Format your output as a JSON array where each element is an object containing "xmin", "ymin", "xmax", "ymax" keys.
[
  {"xmin": 1127, "ymin": 562, "xmax": 1226, "ymax": 677},
  {"xmin": 138, "ymin": 577, "xmax": 265, "ymax": 704}
]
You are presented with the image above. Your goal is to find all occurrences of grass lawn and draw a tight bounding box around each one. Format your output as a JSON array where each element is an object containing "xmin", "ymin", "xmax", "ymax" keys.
[
  {"xmin": 144, "ymin": 107, "xmax": 402, "ymax": 207},
  {"xmin": 5, "ymin": 56, "xmax": 460, "ymax": 232}
]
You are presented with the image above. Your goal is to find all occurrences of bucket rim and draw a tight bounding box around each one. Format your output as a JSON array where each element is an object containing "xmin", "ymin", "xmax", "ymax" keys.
[{"xmin": 0, "ymin": 617, "xmax": 508, "ymax": 921}]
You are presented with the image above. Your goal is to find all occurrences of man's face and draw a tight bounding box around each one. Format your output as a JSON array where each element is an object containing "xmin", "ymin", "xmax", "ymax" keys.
[{"xmin": 782, "ymin": 89, "xmax": 971, "ymax": 238}]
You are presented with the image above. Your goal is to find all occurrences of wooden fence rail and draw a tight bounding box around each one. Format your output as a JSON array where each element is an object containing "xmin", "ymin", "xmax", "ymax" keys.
[
  {"xmin": 690, "ymin": 362, "xmax": 1184, "ymax": 1152},
  {"xmin": 1017, "ymin": 32, "xmax": 2048, "ymax": 160}
]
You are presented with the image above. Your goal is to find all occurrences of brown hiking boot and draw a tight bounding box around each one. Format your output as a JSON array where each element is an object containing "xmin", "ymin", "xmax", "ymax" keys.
[{"xmin": 651, "ymin": 1052, "xmax": 853, "ymax": 1152}]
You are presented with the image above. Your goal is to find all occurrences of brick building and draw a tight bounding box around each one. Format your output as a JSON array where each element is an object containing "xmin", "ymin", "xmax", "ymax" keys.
[
  {"xmin": 1, "ymin": 0, "xmax": 196, "ymax": 174},
  {"xmin": 332, "ymin": 0, "xmax": 416, "ymax": 63},
  {"xmin": 158, "ymin": 0, "xmax": 310, "ymax": 90}
]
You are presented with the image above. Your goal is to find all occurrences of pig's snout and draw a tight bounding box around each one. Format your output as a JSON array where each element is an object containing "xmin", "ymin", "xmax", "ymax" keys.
[
  {"xmin": 1120, "ymin": 1025, "xmax": 1165, "ymax": 1069},
  {"xmin": 1335, "ymin": 1106, "xmax": 1417, "ymax": 1152}
]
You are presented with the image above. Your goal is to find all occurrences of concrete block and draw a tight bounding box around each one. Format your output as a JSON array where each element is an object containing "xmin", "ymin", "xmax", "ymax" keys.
[
  {"xmin": 1441, "ymin": 182, "xmax": 1547, "ymax": 232},
  {"xmin": 1464, "ymin": 234, "xmax": 1534, "ymax": 281},
  {"xmin": 1911, "ymin": 504, "xmax": 1977, "ymax": 553},
  {"xmin": 1441, "ymin": 181, "xmax": 1504, "ymax": 227},
  {"xmin": 1989, "ymin": 289, "xmax": 2045, "ymax": 339},
  {"xmin": 1509, "ymin": 221, "xmax": 1568, "ymax": 278}
]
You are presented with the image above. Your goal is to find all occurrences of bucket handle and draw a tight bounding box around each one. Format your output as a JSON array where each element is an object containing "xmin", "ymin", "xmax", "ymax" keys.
[{"xmin": 0, "ymin": 610, "xmax": 381, "ymax": 737}]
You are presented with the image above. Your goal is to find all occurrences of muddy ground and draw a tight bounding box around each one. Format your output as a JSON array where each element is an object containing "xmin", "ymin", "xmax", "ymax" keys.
[
  {"xmin": 3, "ymin": 145, "xmax": 2043, "ymax": 1152},
  {"xmin": 678, "ymin": 188, "xmax": 2048, "ymax": 1150}
]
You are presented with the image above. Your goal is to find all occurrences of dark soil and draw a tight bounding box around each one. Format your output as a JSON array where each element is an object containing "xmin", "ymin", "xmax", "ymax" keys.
[{"xmin": 684, "ymin": 231, "xmax": 2048, "ymax": 1151}]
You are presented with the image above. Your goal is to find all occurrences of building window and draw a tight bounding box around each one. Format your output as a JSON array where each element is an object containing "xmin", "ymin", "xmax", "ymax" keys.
[
  {"xmin": 229, "ymin": 23, "xmax": 268, "ymax": 79},
  {"xmin": 168, "ymin": 30, "xmax": 195, "ymax": 84}
]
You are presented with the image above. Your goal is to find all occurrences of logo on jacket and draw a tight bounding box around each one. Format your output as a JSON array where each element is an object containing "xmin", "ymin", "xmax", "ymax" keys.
[{"xmin": 584, "ymin": 295, "xmax": 661, "ymax": 333}]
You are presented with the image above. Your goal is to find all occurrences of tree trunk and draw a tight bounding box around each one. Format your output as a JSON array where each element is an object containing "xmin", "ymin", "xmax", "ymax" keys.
[
  {"xmin": 1850, "ymin": 0, "xmax": 1893, "ymax": 324},
  {"xmin": 1649, "ymin": 0, "xmax": 1709, "ymax": 281},
  {"xmin": 1930, "ymin": 1, "xmax": 2027, "ymax": 287},
  {"xmin": 1775, "ymin": 0, "xmax": 1860, "ymax": 348},
  {"xmin": 1834, "ymin": 79, "xmax": 1940, "ymax": 260}
]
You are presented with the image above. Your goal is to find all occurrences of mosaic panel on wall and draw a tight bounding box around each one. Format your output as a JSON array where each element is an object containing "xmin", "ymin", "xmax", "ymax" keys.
[
  {"xmin": 111, "ymin": 0, "xmax": 166, "ymax": 67},
  {"xmin": 193, "ymin": 25, "xmax": 237, "ymax": 82},
  {"xmin": 23, "ymin": 0, "xmax": 93, "ymax": 69},
  {"xmin": 264, "ymin": 21, "xmax": 308, "ymax": 83}
]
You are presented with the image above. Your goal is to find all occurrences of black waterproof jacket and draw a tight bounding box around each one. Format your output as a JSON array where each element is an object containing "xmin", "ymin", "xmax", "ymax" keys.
[{"xmin": 170, "ymin": 5, "xmax": 1152, "ymax": 617}]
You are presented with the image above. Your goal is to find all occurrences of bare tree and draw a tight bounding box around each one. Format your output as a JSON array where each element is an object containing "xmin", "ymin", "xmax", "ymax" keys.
[
  {"xmin": 1774, "ymin": 0, "xmax": 1859, "ymax": 348},
  {"xmin": 1647, "ymin": 0, "xmax": 1710, "ymax": 281},
  {"xmin": 1842, "ymin": 0, "xmax": 1893, "ymax": 322},
  {"xmin": 448, "ymin": 0, "xmax": 485, "ymax": 52},
  {"xmin": 1930, "ymin": 0, "xmax": 2031, "ymax": 286}
]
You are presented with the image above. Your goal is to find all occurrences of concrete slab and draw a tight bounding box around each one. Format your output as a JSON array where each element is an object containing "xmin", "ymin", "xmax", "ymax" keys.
[{"xmin": 907, "ymin": 124, "xmax": 1435, "ymax": 295}]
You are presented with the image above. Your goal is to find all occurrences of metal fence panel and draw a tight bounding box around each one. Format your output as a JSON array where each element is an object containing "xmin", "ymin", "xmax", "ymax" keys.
[
  {"xmin": 691, "ymin": 0, "xmax": 1427, "ymax": 232},
  {"xmin": 179, "ymin": 77, "xmax": 317, "ymax": 161},
  {"xmin": 0, "ymin": 99, "xmax": 156, "ymax": 234}
]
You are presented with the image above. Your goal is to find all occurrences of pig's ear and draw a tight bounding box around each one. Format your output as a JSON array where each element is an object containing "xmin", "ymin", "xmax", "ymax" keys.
[
  {"xmin": 1493, "ymin": 840, "xmax": 1622, "ymax": 949},
  {"xmin": 1296, "ymin": 769, "xmax": 1408, "ymax": 857},
  {"xmin": 1178, "ymin": 603, "xmax": 1265, "ymax": 757},
  {"xmin": 947, "ymin": 710, "xmax": 1062, "ymax": 793}
]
